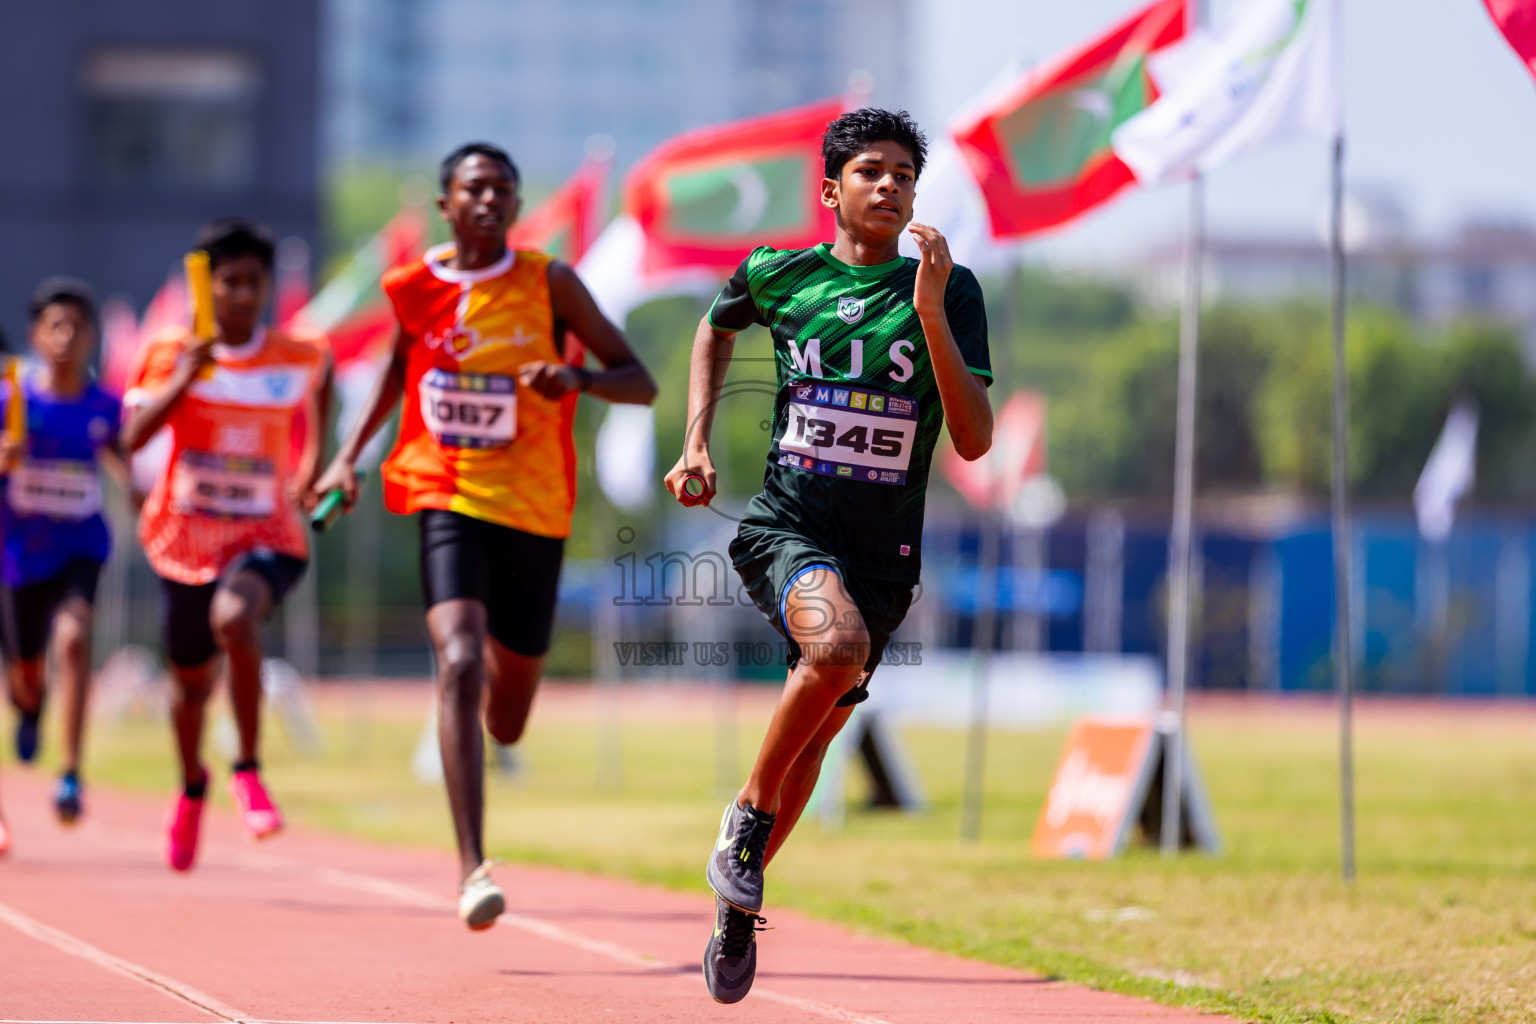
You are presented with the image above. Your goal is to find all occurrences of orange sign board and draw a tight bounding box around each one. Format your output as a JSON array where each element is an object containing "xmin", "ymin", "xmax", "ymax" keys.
[{"xmin": 1030, "ymin": 717, "xmax": 1156, "ymax": 860}]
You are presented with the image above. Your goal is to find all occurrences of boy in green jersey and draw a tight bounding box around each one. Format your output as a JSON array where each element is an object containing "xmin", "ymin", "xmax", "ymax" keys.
[{"xmin": 665, "ymin": 108, "xmax": 995, "ymax": 1003}]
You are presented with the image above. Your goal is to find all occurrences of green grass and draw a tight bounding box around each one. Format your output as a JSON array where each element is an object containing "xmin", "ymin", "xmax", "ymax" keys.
[{"xmin": 32, "ymin": 686, "xmax": 1536, "ymax": 1024}]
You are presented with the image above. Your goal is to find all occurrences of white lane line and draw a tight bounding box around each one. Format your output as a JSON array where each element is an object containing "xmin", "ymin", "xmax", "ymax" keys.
[
  {"xmin": 282, "ymin": 862, "xmax": 896, "ymax": 1024},
  {"xmin": 0, "ymin": 899, "xmax": 246, "ymax": 1022},
  {"xmin": 71, "ymin": 823, "xmax": 897, "ymax": 1024}
]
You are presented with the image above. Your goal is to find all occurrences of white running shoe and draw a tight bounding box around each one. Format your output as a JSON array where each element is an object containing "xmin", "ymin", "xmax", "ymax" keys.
[{"xmin": 458, "ymin": 859, "xmax": 505, "ymax": 931}]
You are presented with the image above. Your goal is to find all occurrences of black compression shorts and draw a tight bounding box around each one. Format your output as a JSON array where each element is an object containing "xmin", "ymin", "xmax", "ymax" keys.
[
  {"xmin": 418, "ymin": 509, "xmax": 565, "ymax": 658},
  {"xmin": 728, "ymin": 522, "xmax": 914, "ymax": 680},
  {"xmin": 158, "ymin": 550, "xmax": 308, "ymax": 668},
  {"xmin": 0, "ymin": 559, "xmax": 103, "ymax": 662}
]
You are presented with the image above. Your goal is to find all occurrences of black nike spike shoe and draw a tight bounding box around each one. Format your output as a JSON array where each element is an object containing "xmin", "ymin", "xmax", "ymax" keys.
[
  {"xmin": 703, "ymin": 894, "xmax": 768, "ymax": 1004},
  {"xmin": 706, "ymin": 800, "xmax": 775, "ymax": 914}
]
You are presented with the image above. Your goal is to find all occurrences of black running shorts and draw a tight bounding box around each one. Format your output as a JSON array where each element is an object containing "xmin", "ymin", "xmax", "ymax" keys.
[
  {"xmin": 728, "ymin": 522, "xmax": 913, "ymax": 678},
  {"xmin": 159, "ymin": 550, "xmax": 308, "ymax": 668},
  {"xmin": 418, "ymin": 509, "xmax": 565, "ymax": 658},
  {"xmin": 0, "ymin": 559, "xmax": 103, "ymax": 662}
]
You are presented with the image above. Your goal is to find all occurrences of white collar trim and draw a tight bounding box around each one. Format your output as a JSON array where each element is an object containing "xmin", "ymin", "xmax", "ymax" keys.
[
  {"xmin": 424, "ymin": 242, "xmax": 515, "ymax": 284},
  {"xmin": 214, "ymin": 325, "xmax": 267, "ymax": 362}
]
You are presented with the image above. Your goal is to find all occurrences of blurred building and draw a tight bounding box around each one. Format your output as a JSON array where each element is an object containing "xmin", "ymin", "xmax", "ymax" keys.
[
  {"xmin": 0, "ymin": 1, "xmax": 321, "ymax": 344},
  {"xmin": 325, "ymin": 0, "xmax": 911, "ymax": 183},
  {"xmin": 1135, "ymin": 197, "xmax": 1536, "ymax": 351}
]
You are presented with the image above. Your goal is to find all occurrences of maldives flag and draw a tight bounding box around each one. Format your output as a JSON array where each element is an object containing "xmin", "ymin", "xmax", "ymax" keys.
[
  {"xmin": 288, "ymin": 206, "xmax": 427, "ymax": 370},
  {"xmin": 289, "ymin": 207, "xmax": 428, "ymax": 468},
  {"xmin": 508, "ymin": 155, "xmax": 610, "ymax": 266},
  {"xmin": 623, "ymin": 98, "xmax": 842, "ymax": 274},
  {"xmin": 1484, "ymin": 0, "xmax": 1536, "ymax": 85},
  {"xmin": 952, "ymin": 0, "xmax": 1186, "ymax": 238}
]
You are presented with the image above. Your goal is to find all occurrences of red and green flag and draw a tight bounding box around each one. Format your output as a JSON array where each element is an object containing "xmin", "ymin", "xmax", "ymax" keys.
[
  {"xmin": 288, "ymin": 206, "xmax": 428, "ymax": 369},
  {"xmin": 508, "ymin": 155, "xmax": 610, "ymax": 265},
  {"xmin": 952, "ymin": 0, "xmax": 1186, "ymax": 239},
  {"xmin": 623, "ymin": 98, "xmax": 843, "ymax": 274}
]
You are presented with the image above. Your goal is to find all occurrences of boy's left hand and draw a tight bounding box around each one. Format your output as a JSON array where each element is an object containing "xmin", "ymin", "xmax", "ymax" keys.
[
  {"xmin": 519, "ymin": 361, "xmax": 582, "ymax": 399},
  {"xmin": 0, "ymin": 435, "xmax": 19, "ymax": 473},
  {"xmin": 908, "ymin": 222, "xmax": 953, "ymax": 318}
]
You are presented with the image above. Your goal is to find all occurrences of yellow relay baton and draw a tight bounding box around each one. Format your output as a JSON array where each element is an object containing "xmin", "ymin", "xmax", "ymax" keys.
[{"xmin": 184, "ymin": 250, "xmax": 217, "ymax": 342}]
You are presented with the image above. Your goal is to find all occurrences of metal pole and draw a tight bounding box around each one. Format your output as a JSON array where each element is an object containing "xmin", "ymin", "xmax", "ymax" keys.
[
  {"xmin": 594, "ymin": 492, "xmax": 623, "ymax": 791},
  {"xmin": 959, "ymin": 256, "xmax": 1021, "ymax": 843},
  {"xmin": 1328, "ymin": 133, "xmax": 1357, "ymax": 882},
  {"xmin": 960, "ymin": 502, "xmax": 1001, "ymax": 843},
  {"xmin": 1161, "ymin": 173, "xmax": 1204, "ymax": 857}
]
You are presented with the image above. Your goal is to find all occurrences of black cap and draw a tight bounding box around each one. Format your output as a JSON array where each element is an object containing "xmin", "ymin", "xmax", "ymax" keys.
[{"xmin": 29, "ymin": 276, "xmax": 97, "ymax": 322}]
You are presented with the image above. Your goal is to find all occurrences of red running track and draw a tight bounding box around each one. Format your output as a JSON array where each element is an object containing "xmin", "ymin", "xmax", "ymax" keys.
[{"xmin": 0, "ymin": 771, "xmax": 1232, "ymax": 1024}]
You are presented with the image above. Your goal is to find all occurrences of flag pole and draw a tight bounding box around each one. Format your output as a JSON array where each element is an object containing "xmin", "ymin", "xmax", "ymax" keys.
[
  {"xmin": 1159, "ymin": 0, "xmax": 1207, "ymax": 859},
  {"xmin": 1161, "ymin": 170, "xmax": 1203, "ymax": 857},
  {"xmin": 1329, "ymin": 130, "xmax": 1356, "ymax": 882}
]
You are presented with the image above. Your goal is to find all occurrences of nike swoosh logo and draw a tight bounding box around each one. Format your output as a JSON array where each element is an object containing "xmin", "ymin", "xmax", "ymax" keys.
[{"xmin": 715, "ymin": 806, "xmax": 735, "ymax": 852}]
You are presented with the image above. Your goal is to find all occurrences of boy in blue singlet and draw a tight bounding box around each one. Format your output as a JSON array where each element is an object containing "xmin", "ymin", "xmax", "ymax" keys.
[{"xmin": 1, "ymin": 278, "xmax": 129, "ymax": 825}]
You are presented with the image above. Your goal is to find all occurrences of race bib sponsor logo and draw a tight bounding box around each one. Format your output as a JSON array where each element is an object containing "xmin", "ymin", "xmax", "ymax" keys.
[
  {"xmin": 171, "ymin": 450, "xmax": 277, "ymax": 518},
  {"xmin": 8, "ymin": 459, "xmax": 101, "ymax": 519},
  {"xmin": 420, "ymin": 369, "xmax": 517, "ymax": 449}
]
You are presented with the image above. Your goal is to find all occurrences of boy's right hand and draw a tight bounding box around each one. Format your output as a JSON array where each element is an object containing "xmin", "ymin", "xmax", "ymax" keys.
[
  {"xmin": 309, "ymin": 458, "xmax": 360, "ymax": 511},
  {"xmin": 181, "ymin": 334, "xmax": 217, "ymax": 376},
  {"xmin": 0, "ymin": 435, "xmax": 20, "ymax": 473},
  {"xmin": 664, "ymin": 452, "xmax": 716, "ymax": 508}
]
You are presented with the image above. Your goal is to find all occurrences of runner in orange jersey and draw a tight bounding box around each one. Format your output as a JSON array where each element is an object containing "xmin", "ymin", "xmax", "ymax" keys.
[
  {"xmin": 122, "ymin": 220, "xmax": 332, "ymax": 873},
  {"xmin": 313, "ymin": 143, "xmax": 656, "ymax": 930}
]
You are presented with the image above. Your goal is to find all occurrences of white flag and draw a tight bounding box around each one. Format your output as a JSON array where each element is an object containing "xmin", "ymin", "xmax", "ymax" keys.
[
  {"xmin": 898, "ymin": 139, "xmax": 1019, "ymax": 276},
  {"xmin": 1111, "ymin": 0, "xmax": 1339, "ymax": 188},
  {"xmin": 575, "ymin": 215, "xmax": 719, "ymax": 326},
  {"xmin": 595, "ymin": 403, "xmax": 656, "ymax": 512},
  {"xmin": 1414, "ymin": 399, "xmax": 1479, "ymax": 544}
]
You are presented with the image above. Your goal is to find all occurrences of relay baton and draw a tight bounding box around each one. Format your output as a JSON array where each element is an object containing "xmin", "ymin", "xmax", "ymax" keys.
[
  {"xmin": 184, "ymin": 250, "xmax": 217, "ymax": 342},
  {"xmin": 311, "ymin": 470, "xmax": 365, "ymax": 534},
  {"xmin": 681, "ymin": 474, "xmax": 706, "ymax": 500}
]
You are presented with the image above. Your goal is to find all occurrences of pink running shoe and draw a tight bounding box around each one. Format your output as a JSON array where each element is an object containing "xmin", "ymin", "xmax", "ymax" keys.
[
  {"xmin": 164, "ymin": 793, "xmax": 204, "ymax": 872},
  {"xmin": 229, "ymin": 769, "xmax": 282, "ymax": 841}
]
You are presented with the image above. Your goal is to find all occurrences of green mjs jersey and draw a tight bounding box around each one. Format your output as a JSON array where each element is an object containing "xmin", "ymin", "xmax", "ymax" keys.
[{"xmin": 708, "ymin": 243, "xmax": 992, "ymax": 583}]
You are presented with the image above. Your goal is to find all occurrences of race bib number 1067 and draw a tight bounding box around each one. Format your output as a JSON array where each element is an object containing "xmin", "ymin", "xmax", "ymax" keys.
[
  {"xmin": 777, "ymin": 379, "xmax": 918, "ymax": 485},
  {"xmin": 420, "ymin": 369, "xmax": 517, "ymax": 449}
]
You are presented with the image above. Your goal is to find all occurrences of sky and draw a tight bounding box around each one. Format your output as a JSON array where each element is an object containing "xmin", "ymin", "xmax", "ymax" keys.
[{"xmin": 909, "ymin": 0, "xmax": 1536, "ymax": 263}]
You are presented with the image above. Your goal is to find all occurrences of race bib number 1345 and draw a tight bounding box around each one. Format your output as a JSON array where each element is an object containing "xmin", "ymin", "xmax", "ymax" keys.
[{"xmin": 777, "ymin": 379, "xmax": 918, "ymax": 485}]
